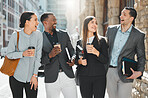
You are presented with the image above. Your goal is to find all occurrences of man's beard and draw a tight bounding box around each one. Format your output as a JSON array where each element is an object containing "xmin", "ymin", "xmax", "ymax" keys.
[{"xmin": 52, "ymin": 27, "xmax": 56, "ymax": 32}]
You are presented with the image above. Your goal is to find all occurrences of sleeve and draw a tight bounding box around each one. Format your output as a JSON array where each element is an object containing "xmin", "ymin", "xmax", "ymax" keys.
[
  {"xmin": 33, "ymin": 32, "xmax": 43, "ymax": 74},
  {"xmin": 95, "ymin": 38, "xmax": 109, "ymax": 64},
  {"xmin": 6, "ymin": 32, "xmax": 23, "ymax": 59},
  {"xmin": 41, "ymin": 49, "xmax": 52, "ymax": 65},
  {"xmin": 75, "ymin": 40, "xmax": 80, "ymax": 65},
  {"xmin": 136, "ymin": 33, "xmax": 145, "ymax": 72},
  {"xmin": 66, "ymin": 32, "xmax": 75, "ymax": 58},
  {"xmin": 105, "ymin": 26, "xmax": 109, "ymax": 42}
]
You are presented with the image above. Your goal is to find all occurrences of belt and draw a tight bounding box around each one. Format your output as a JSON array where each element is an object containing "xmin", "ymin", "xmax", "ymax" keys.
[
  {"xmin": 59, "ymin": 69, "xmax": 63, "ymax": 72},
  {"xmin": 109, "ymin": 65, "xmax": 117, "ymax": 68}
]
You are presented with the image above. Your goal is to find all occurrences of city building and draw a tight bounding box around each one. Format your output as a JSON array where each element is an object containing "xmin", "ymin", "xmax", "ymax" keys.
[
  {"xmin": 0, "ymin": 0, "xmax": 5, "ymax": 49},
  {"xmin": 65, "ymin": 0, "xmax": 80, "ymax": 49},
  {"xmin": 0, "ymin": 0, "xmax": 40, "ymax": 49},
  {"xmin": 46, "ymin": 0, "xmax": 67, "ymax": 30},
  {"xmin": 38, "ymin": 0, "xmax": 47, "ymax": 32}
]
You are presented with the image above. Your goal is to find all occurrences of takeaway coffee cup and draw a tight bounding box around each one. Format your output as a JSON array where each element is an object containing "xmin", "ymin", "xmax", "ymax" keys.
[
  {"xmin": 54, "ymin": 43, "xmax": 61, "ymax": 54},
  {"xmin": 54, "ymin": 43, "xmax": 61, "ymax": 48},
  {"xmin": 86, "ymin": 43, "xmax": 93, "ymax": 53},
  {"xmin": 28, "ymin": 46, "xmax": 35, "ymax": 57}
]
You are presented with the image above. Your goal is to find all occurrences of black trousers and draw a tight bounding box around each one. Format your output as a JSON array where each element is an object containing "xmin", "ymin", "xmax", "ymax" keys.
[
  {"xmin": 79, "ymin": 75, "xmax": 106, "ymax": 98},
  {"xmin": 9, "ymin": 76, "xmax": 37, "ymax": 98}
]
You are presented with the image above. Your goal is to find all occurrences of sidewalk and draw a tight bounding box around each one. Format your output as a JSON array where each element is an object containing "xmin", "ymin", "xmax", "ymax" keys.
[
  {"xmin": 0, "ymin": 75, "xmax": 82, "ymax": 98},
  {"xmin": 0, "ymin": 58, "xmax": 108, "ymax": 98},
  {"xmin": 0, "ymin": 58, "xmax": 80, "ymax": 98}
]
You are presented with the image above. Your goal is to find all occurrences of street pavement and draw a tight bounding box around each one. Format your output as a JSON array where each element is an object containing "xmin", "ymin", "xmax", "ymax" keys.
[{"xmin": 0, "ymin": 58, "xmax": 108, "ymax": 98}]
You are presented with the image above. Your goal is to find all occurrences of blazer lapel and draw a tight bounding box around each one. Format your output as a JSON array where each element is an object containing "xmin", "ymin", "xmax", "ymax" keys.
[
  {"xmin": 110, "ymin": 26, "xmax": 119, "ymax": 51},
  {"xmin": 56, "ymin": 30, "xmax": 62, "ymax": 49},
  {"xmin": 43, "ymin": 32, "xmax": 52, "ymax": 50},
  {"xmin": 119, "ymin": 27, "xmax": 135, "ymax": 55}
]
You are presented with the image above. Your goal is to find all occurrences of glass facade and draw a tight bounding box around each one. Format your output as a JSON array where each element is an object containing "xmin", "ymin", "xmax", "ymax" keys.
[
  {"xmin": 0, "ymin": 0, "xmax": 39, "ymax": 47},
  {"xmin": 47, "ymin": 0, "xmax": 67, "ymax": 30}
]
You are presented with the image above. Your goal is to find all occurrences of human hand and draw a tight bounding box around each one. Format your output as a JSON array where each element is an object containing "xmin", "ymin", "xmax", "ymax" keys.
[
  {"xmin": 67, "ymin": 59, "xmax": 75, "ymax": 66},
  {"xmin": 30, "ymin": 74, "xmax": 38, "ymax": 90},
  {"xmin": 86, "ymin": 45, "xmax": 99, "ymax": 56},
  {"xmin": 126, "ymin": 68, "xmax": 142, "ymax": 79},
  {"xmin": 78, "ymin": 57, "xmax": 87, "ymax": 66},
  {"xmin": 23, "ymin": 49, "xmax": 34, "ymax": 57},
  {"xmin": 49, "ymin": 47, "xmax": 61, "ymax": 58}
]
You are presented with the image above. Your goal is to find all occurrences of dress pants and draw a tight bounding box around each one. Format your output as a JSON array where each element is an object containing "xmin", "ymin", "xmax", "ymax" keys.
[
  {"xmin": 107, "ymin": 68, "xmax": 132, "ymax": 98},
  {"xmin": 45, "ymin": 72, "xmax": 77, "ymax": 98},
  {"xmin": 79, "ymin": 75, "xmax": 106, "ymax": 98},
  {"xmin": 9, "ymin": 76, "xmax": 37, "ymax": 98}
]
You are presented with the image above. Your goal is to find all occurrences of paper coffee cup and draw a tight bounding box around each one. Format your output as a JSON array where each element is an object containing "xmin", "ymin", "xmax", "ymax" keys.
[
  {"xmin": 54, "ymin": 43, "xmax": 61, "ymax": 54},
  {"xmin": 54, "ymin": 44, "xmax": 61, "ymax": 48},
  {"xmin": 28, "ymin": 46, "xmax": 35, "ymax": 57},
  {"xmin": 86, "ymin": 43, "xmax": 93, "ymax": 53}
]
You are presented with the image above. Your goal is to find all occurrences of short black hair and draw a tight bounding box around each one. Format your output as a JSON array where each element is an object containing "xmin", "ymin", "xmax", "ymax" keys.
[
  {"xmin": 40, "ymin": 12, "xmax": 54, "ymax": 24},
  {"xmin": 19, "ymin": 11, "xmax": 35, "ymax": 28},
  {"xmin": 124, "ymin": 7, "xmax": 137, "ymax": 26}
]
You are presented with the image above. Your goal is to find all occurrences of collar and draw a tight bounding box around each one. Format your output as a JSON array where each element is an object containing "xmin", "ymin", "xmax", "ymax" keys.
[
  {"xmin": 21, "ymin": 29, "xmax": 34, "ymax": 37},
  {"xmin": 87, "ymin": 36, "xmax": 95, "ymax": 43},
  {"xmin": 119, "ymin": 24, "xmax": 133, "ymax": 33},
  {"xmin": 44, "ymin": 30, "xmax": 57, "ymax": 36}
]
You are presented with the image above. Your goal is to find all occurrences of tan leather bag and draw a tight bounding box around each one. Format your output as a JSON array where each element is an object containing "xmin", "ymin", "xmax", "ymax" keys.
[{"xmin": 0, "ymin": 32, "xmax": 20, "ymax": 76}]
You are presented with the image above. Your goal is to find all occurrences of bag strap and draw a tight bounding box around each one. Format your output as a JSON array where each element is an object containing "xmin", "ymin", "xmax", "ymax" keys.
[{"xmin": 16, "ymin": 31, "xmax": 19, "ymax": 51}]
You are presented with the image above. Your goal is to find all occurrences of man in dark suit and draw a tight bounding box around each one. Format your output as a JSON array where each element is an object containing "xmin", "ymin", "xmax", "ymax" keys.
[
  {"xmin": 106, "ymin": 7, "xmax": 145, "ymax": 98},
  {"xmin": 40, "ymin": 12, "xmax": 77, "ymax": 98}
]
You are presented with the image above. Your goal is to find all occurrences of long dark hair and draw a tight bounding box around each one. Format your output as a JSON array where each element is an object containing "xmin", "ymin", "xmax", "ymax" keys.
[
  {"xmin": 19, "ymin": 11, "xmax": 35, "ymax": 28},
  {"xmin": 82, "ymin": 16, "xmax": 99, "ymax": 48}
]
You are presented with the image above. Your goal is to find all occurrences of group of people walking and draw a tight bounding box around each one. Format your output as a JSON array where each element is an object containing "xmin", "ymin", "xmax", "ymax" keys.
[{"xmin": 5, "ymin": 7, "xmax": 145, "ymax": 98}]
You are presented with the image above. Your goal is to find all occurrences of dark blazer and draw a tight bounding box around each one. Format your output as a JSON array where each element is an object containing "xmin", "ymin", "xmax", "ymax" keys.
[
  {"xmin": 106, "ymin": 25, "xmax": 145, "ymax": 83},
  {"xmin": 41, "ymin": 29, "xmax": 75, "ymax": 83},
  {"xmin": 75, "ymin": 36, "xmax": 109, "ymax": 76}
]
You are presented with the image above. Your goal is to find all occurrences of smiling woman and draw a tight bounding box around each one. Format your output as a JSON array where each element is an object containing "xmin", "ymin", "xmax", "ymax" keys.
[
  {"xmin": 21, "ymin": 12, "xmax": 39, "ymax": 35},
  {"xmin": 6, "ymin": 11, "xmax": 43, "ymax": 98},
  {"xmin": 75, "ymin": 16, "xmax": 109, "ymax": 98}
]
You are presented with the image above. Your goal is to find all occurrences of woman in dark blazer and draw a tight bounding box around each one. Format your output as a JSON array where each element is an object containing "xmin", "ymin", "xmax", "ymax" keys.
[{"xmin": 75, "ymin": 16, "xmax": 109, "ymax": 98}]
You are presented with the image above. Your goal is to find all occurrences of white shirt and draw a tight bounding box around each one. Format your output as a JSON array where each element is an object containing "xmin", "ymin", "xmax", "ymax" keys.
[{"xmin": 87, "ymin": 36, "xmax": 95, "ymax": 44}]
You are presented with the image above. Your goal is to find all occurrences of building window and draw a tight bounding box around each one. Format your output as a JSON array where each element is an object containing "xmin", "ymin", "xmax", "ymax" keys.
[
  {"xmin": 8, "ymin": 13, "xmax": 14, "ymax": 28},
  {"xmin": 3, "ymin": 10, "xmax": 6, "ymax": 19},
  {"xmin": 120, "ymin": 0, "xmax": 135, "ymax": 23},
  {"xmin": 8, "ymin": 29, "xmax": 13, "ymax": 35},
  {"xmin": 0, "ymin": 27, "xmax": 2, "ymax": 36},
  {"xmin": 3, "ymin": 0, "xmax": 6, "ymax": 3},
  {"xmin": 103, "ymin": 0, "xmax": 108, "ymax": 36},
  {"xmin": 19, "ymin": 5, "xmax": 23, "ymax": 13},
  {"xmin": 126, "ymin": 0, "xmax": 134, "ymax": 7},
  {"xmin": 13, "ymin": 0, "xmax": 15, "ymax": 8},
  {"xmin": 120, "ymin": 0, "xmax": 135, "ymax": 12},
  {"xmin": 0, "ymin": 2, "xmax": 1, "ymax": 11}
]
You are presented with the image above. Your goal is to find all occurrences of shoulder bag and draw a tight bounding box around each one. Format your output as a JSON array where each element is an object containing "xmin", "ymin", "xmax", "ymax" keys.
[{"xmin": 0, "ymin": 31, "xmax": 20, "ymax": 76}]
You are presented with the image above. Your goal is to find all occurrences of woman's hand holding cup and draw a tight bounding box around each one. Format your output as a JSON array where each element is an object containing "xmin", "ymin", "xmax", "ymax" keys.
[
  {"xmin": 86, "ymin": 44, "xmax": 100, "ymax": 56},
  {"xmin": 86, "ymin": 43, "xmax": 93, "ymax": 54},
  {"xmin": 22, "ymin": 46, "xmax": 35, "ymax": 57}
]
